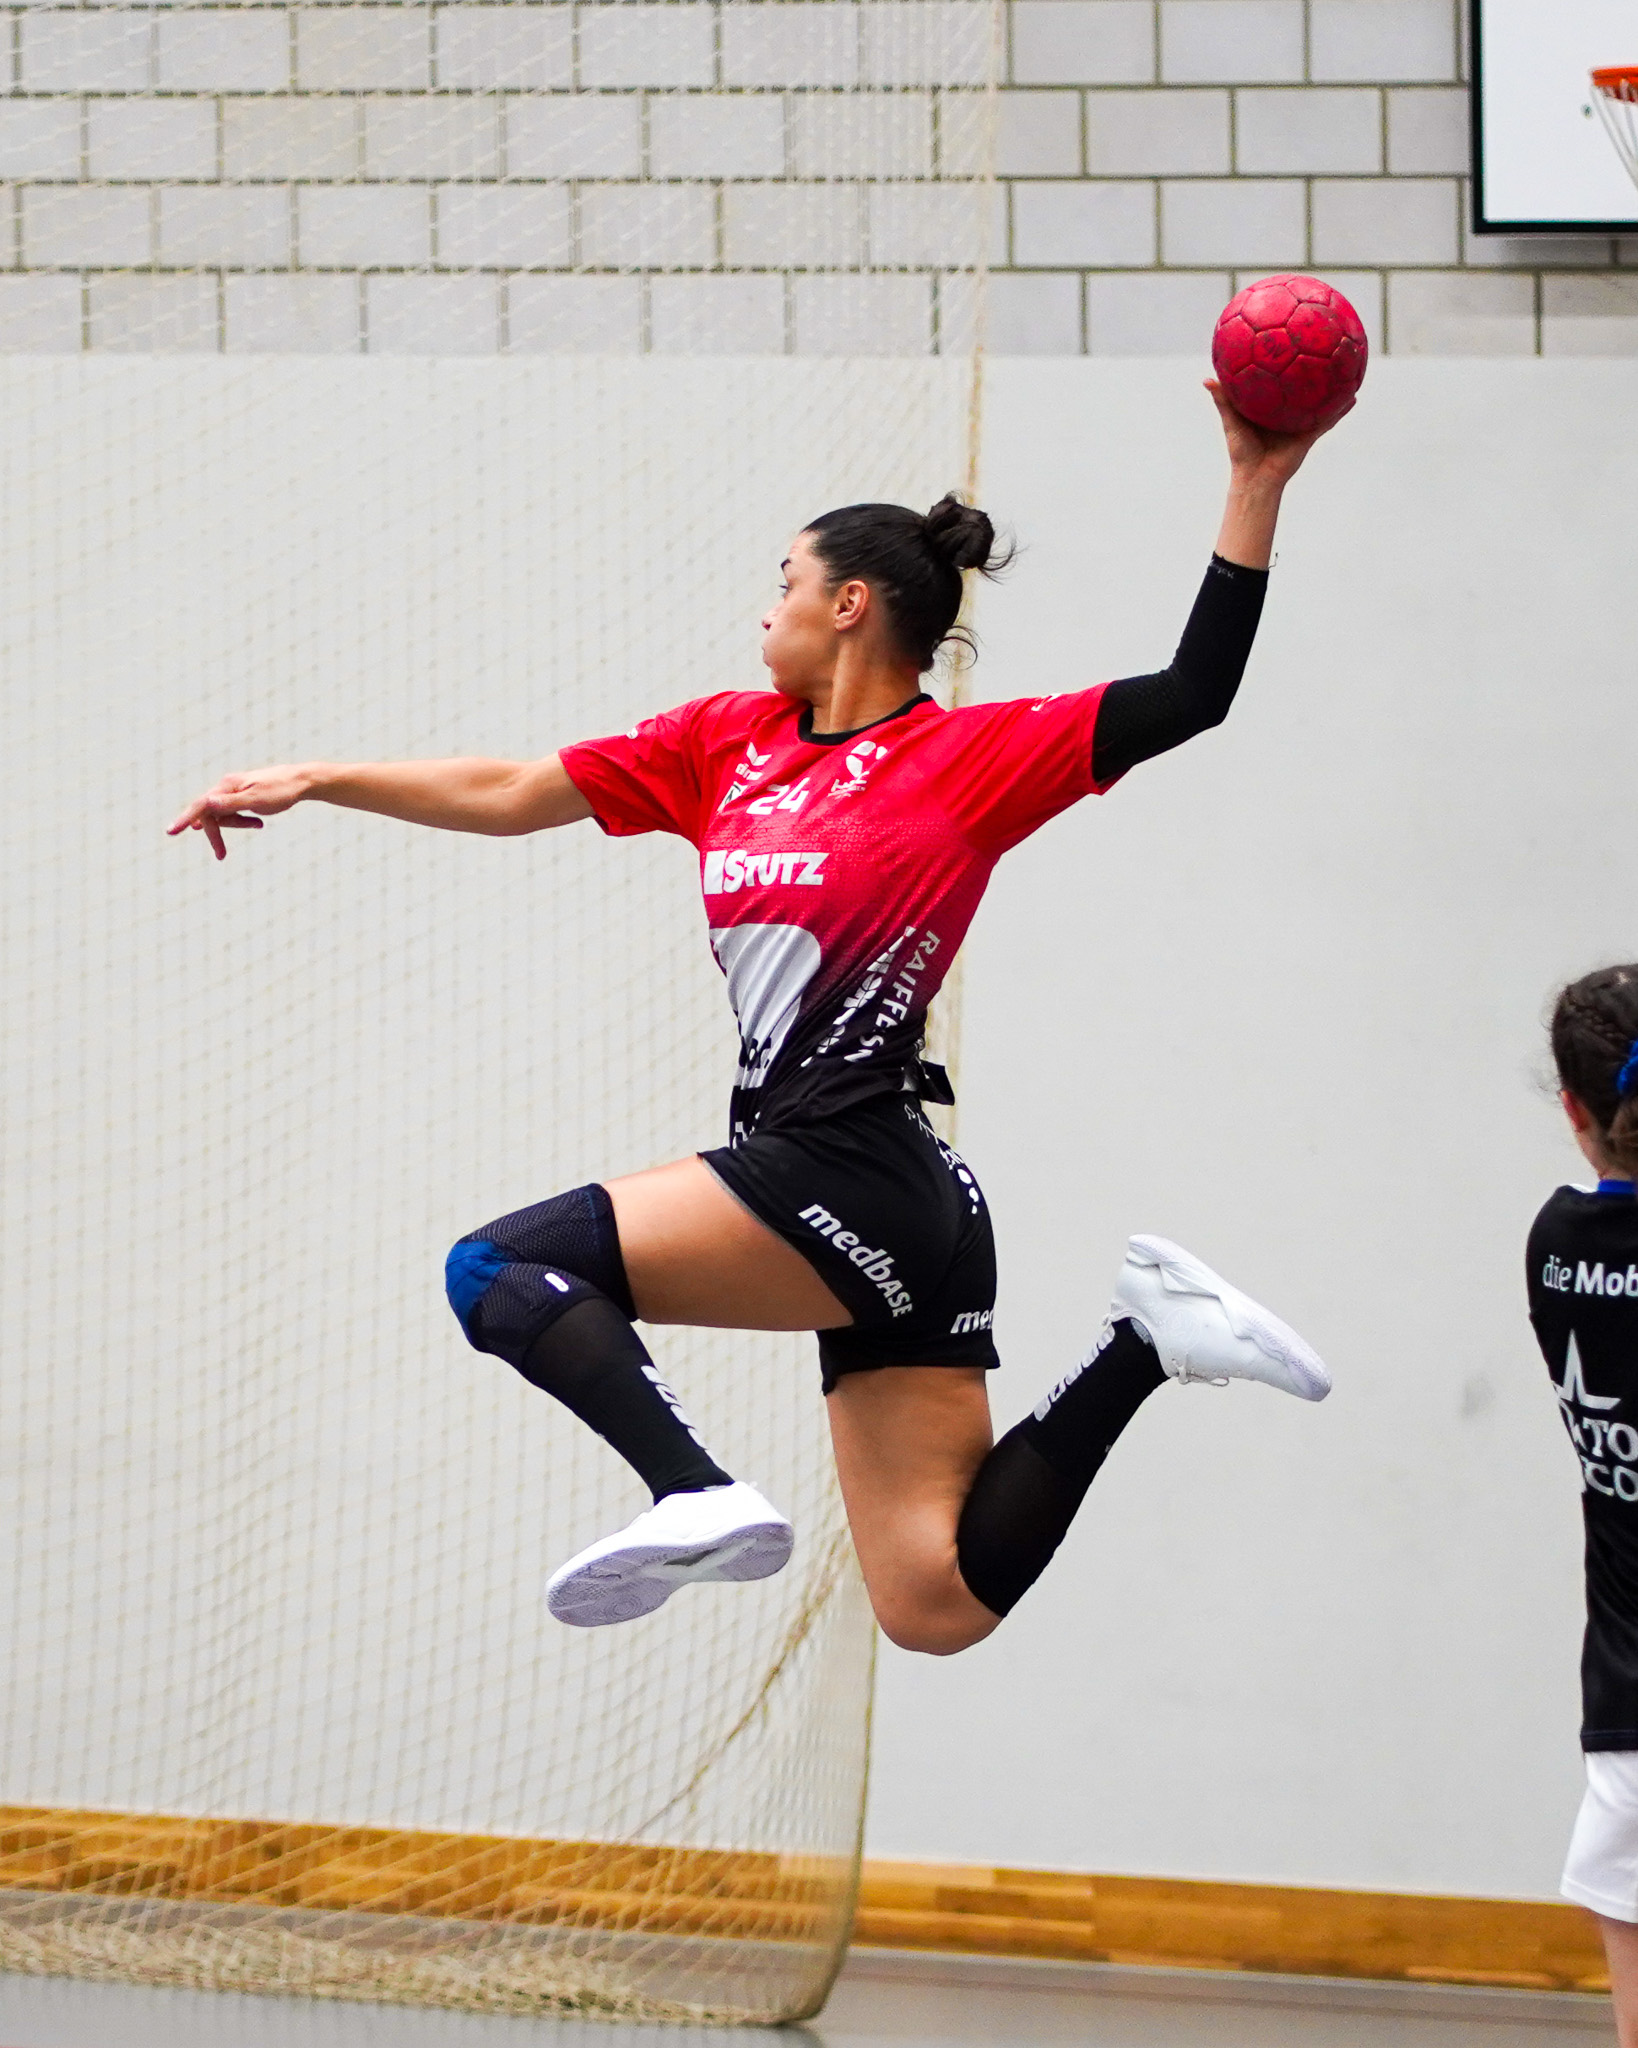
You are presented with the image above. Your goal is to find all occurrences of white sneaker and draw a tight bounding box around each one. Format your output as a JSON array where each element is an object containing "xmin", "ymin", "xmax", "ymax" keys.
[
  {"xmin": 1113, "ymin": 1235, "xmax": 1331, "ymax": 1402},
  {"xmin": 545, "ymin": 1481, "xmax": 794, "ymax": 1628}
]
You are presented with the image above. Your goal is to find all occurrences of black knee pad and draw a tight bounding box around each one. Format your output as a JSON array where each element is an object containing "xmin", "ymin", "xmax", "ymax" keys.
[{"xmin": 445, "ymin": 1182, "xmax": 636, "ymax": 1364}]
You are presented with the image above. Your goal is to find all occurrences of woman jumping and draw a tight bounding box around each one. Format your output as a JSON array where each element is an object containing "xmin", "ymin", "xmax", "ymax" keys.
[{"xmin": 170, "ymin": 382, "xmax": 1337, "ymax": 1656}]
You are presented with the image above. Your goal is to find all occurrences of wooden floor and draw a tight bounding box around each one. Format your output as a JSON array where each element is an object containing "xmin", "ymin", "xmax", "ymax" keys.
[{"xmin": 0, "ymin": 1948, "xmax": 1614, "ymax": 2048}]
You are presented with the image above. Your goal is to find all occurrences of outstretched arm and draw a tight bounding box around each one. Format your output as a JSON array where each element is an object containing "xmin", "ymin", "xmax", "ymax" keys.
[
  {"xmin": 167, "ymin": 754, "xmax": 593, "ymax": 860},
  {"xmin": 1090, "ymin": 377, "xmax": 1349, "ymax": 785}
]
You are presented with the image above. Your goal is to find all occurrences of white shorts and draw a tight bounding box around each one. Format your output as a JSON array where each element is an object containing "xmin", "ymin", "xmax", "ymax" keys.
[{"xmin": 1564, "ymin": 1751, "xmax": 1638, "ymax": 1922}]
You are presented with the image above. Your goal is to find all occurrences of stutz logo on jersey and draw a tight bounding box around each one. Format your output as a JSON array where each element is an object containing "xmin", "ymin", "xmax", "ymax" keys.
[{"xmin": 703, "ymin": 848, "xmax": 827, "ymax": 894}]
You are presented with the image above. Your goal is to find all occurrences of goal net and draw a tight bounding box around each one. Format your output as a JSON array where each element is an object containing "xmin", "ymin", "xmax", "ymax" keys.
[{"xmin": 0, "ymin": 0, "xmax": 995, "ymax": 2026}]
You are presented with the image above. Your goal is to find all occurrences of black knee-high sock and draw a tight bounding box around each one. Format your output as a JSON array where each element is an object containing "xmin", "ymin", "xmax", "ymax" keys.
[
  {"xmin": 516, "ymin": 1301, "xmax": 733, "ymax": 1504},
  {"xmin": 955, "ymin": 1318, "xmax": 1165, "ymax": 1619}
]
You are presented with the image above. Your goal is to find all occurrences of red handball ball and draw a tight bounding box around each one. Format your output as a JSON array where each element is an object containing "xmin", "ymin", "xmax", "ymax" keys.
[{"xmin": 1211, "ymin": 275, "xmax": 1367, "ymax": 435}]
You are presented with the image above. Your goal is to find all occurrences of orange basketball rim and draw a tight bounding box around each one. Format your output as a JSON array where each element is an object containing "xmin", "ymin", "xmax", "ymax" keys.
[{"xmin": 1591, "ymin": 66, "xmax": 1638, "ymax": 189}]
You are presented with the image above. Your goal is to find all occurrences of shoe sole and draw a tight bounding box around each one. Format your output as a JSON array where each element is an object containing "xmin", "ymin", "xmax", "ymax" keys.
[
  {"xmin": 1128, "ymin": 1234, "xmax": 1331, "ymax": 1402},
  {"xmin": 547, "ymin": 1520, "xmax": 794, "ymax": 1629}
]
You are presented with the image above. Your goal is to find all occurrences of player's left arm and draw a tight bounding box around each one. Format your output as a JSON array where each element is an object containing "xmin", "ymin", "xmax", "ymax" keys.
[{"xmin": 1090, "ymin": 379, "xmax": 1349, "ymax": 785}]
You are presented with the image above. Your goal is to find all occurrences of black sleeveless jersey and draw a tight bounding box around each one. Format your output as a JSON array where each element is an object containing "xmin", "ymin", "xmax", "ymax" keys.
[{"xmin": 1526, "ymin": 1180, "xmax": 1638, "ymax": 1750}]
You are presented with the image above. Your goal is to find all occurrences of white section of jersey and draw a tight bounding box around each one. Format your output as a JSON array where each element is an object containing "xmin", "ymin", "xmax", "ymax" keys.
[
  {"xmin": 1560, "ymin": 1331, "xmax": 1621, "ymax": 1413},
  {"xmin": 710, "ymin": 923, "xmax": 823, "ymax": 1092}
]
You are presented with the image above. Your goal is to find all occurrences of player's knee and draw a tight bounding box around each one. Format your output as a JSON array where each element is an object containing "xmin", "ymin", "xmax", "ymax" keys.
[
  {"xmin": 875, "ymin": 1608, "xmax": 990, "ymax": 1658},
  {"xmin": 445, "ymin": 1184, "xmax": 634, "ymax": 1365},
  {"xmin": 445, "ymin": 1234, "xmax": 511, "ymax": 1341},
  {"xmin": 445, "ymin": 1233, "xmax": 594, "ymax": 1367},
  {"xmin": 452, "ymin": 1185, "xmax": 633, "ymax": 1320},
  {"xmin": 870, "ymin": 1582, "xmax": 999, "ymax": 1657}
]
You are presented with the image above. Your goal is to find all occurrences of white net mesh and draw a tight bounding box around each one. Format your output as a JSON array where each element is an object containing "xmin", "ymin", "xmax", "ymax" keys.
[{"xmin": 0, "ymin": 0, "xmax": 995, "ymax": 2022}]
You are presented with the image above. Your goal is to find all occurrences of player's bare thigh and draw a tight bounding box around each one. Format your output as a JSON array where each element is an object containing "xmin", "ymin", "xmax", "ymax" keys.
[
  {"xmin": 609, "ymin": 1160, "xmax": 999, "ymax": 1651},
  {"xmin": 826, "ymin": 1366, "xmax": 1001, "ymax": 1654},
  {"xmin": 607, "ymin": 1155, "xmax": 851, "ymax": 1329}
]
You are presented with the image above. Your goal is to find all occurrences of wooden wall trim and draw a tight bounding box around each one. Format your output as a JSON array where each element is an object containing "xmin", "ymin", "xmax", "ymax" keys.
[
  {"xmin": 853, "ymin": 1859, "xmax": 1610, "ymax": 1995},
  {"xmin": 0, "ymin": 1808, "xmax": 1608, "ymax": 1996}
]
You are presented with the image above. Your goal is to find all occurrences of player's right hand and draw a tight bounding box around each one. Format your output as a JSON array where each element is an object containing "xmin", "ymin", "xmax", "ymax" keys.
[
  {"xmin": 1205, "ymin": 377, "xmax": 1351, "ymax": 488},
  {"xmin": 167, "ymin": 767, "xmax": 309, "ymax": 861}
]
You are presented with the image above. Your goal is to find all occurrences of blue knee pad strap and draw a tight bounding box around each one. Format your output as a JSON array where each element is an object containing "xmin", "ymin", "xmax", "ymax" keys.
[{"xmin": 444, "ymin": 1238, "xmax": 512, "ymax": 1329}]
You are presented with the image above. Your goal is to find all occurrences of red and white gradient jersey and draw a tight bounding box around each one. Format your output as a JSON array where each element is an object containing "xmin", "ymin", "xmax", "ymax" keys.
[{"xmin": 561, "ymin": 686, "xmax": 1114, "ymax": 1144}]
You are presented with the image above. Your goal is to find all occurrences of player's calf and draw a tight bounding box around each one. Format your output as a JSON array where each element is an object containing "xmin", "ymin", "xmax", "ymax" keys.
[
  {"xmin": 955, "ymin": 1236, "xmax": 1329, "ymax": 1623},
  {"xmin": 446, "ymin": 1183, "xmax": 795, "ymax": 1624}
]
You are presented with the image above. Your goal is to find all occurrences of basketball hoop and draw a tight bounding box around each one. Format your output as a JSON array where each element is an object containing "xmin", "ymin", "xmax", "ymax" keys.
[{"xmin": 1592, "ymin": 67, "xmax": 1638, "ymax": 192}]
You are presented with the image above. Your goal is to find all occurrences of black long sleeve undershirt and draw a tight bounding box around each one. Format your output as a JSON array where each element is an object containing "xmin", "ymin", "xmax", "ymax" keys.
[{"xmin": 1090, "ymin": 553, "xmax": 1269, "ymax": 786}]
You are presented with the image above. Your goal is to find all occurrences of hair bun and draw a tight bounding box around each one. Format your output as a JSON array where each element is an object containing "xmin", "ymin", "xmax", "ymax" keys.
[{"xmin": 923, "ymin": 493, "xmax": 997, "ymax": 572}]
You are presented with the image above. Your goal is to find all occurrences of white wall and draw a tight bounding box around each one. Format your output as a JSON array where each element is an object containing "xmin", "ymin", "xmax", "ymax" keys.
[
  {"xmin": 7, "ymin": 346, "xmax": 1634, "ymax": 1910},
  {"xmin": 864, "ymin": 356, "xmax": 1638, "ymax": 1899}
]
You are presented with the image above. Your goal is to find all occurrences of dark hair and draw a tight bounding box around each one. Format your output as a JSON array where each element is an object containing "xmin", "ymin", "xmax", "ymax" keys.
[
  {"xmin": 1550, "ymin": 965, "xmax": 1638, "ymax": 1177},
  {"xmin": 803, "ymin": 493, "xmax": 1011, "ymax": 672}
]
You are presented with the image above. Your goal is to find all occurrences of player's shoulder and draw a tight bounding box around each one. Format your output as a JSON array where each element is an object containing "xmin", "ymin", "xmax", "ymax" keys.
[
  {"xmin": 625, "ymin": 689, "xmax": 788, "ymax": 748},
  {"xmin": 943, "ymin": 686, "xmax": 1101, "ymax": 730},
  {"xmin": 924, "ymin": 689, "xmax": 1103, "ymax": 770},
  {"xmin": 1532, "ymin": 1183, "xmax": 1603, "ymax": 1250},
  {"xmin": 1534, "ymin": 1183, "xmax": 1638, "ymax": 1233},
  {"xmin": 1535, "ymin": 1182, "xmax": 1594, "ymax": 1226},
  {"xmin": 1529, "ymin": 1184, "xmax": 1638, "ymax": 1299},
  {"xmin": 681, "ymin": 689, "xmax": 793, "ymax": 744}
]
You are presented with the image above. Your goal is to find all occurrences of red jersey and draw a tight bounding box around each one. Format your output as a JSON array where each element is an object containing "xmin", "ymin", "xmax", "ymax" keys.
[{"xmin": 561, "ymin": 686, "xmax": 1113, "ymax": 1143}]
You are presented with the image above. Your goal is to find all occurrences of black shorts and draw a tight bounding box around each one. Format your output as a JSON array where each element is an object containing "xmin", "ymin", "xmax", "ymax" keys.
[{"xmin": 701, "ymin": 1094, "xmax": 999, "ymax": 1392}]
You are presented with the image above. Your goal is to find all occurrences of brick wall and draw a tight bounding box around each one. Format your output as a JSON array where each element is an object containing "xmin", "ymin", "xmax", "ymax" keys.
[
  {"xmin": 2, "ymin": 0, "xmax": 1632, "ymax": 354},
  {"xmin": 990, "ymin": 0, "xmax": 1638, "ymax": 355},
  {"xmin": 0, "ymin": 0, "xmax": 993, "ymax": 351}
]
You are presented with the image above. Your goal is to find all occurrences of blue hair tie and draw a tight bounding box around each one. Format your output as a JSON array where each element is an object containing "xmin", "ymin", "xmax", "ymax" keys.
[{"xmin": 1617, "ymin": 1040, "xmax": 1638, "ymax": 1099}]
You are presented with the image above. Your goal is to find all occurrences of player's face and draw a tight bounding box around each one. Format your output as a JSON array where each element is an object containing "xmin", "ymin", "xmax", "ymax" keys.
[{"xmin": 761, "ymin": 533, "xmax": 842, "ymax": 696}]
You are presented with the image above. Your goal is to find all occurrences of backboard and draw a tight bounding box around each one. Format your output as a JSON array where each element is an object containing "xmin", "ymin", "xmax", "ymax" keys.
[{"xmin": 1473, "ymin": 0, "xmax": 1638, "ymax": 232}]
